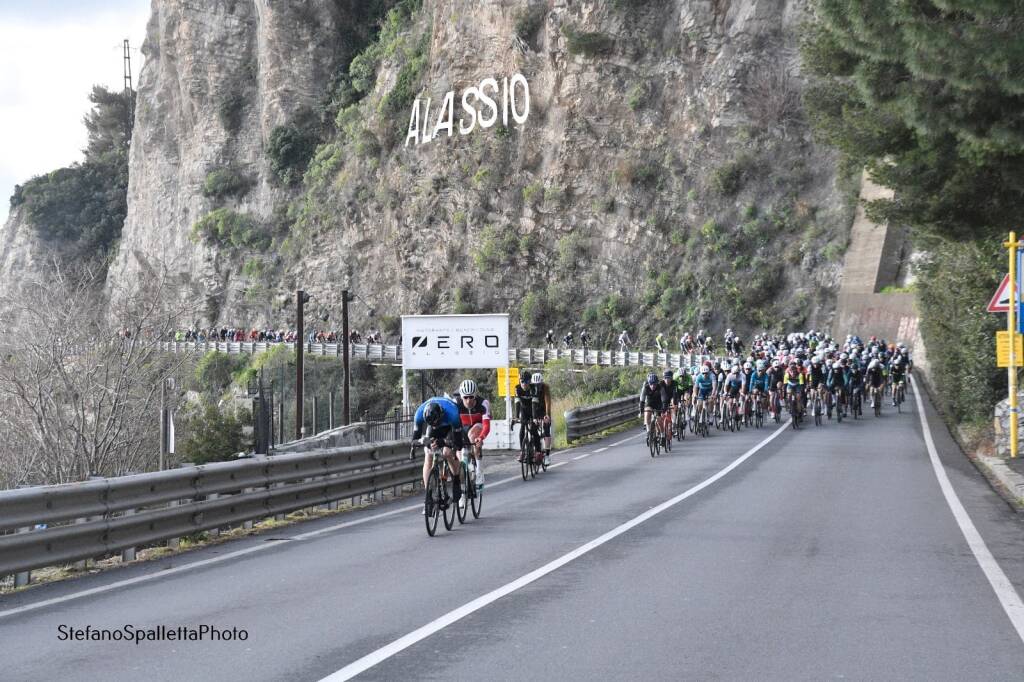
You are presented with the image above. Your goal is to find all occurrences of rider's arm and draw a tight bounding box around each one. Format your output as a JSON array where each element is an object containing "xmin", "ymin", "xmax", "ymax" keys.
[{"xmin": 411, "ymin": 402, "xmax": 427, "ymax": 440}]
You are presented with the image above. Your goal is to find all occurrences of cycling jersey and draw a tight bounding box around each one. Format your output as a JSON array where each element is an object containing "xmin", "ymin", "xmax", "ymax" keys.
[
  {"xmin": 825, "ymin": 367, "xmax": 846, "ymax": 389},
  {"xmin": 808, "ymin": 364, "xmax": 825, "ymax": 389},
  {"xmin": 748, "ymin": 371, "xmax": 771, "ymax": 393},
  {"xmin": 693, "ymin": 373, "xmax": 716, "ymax": 399},
  {"xmin": 723, "ymin": 373, "xmax": 744, "ymax": 397},
  {"xmin": 412, "ymin": 397, "xmax": 464, "ymax": 441},
  {"xmin": 530, "ymin": 382, "xmax": 552, "ymax": 419},
  {"xmin": 677, "ymin": 374, "xmax": 694, "ymax": 393},
  {"xmin": 639, "ymin": 381, "xmax": 672, "ymax": 411},
  {"xmin": 455, "ymin": 393, "xmax": 492, "ymax": 439},
  {"xmin": 866, "ymin": 367, "xmax": 885, "ymax": 388},
  {"xmin": 514, "ymin": 383, "xmax": 534, "ymax": 421},
  {"xmin": 660, "ymin": 379, "xmax": 681, "ymax": 406},
  {"xmin": 783, "ymin": 369, "xmax": 805, "ymax": 389}
]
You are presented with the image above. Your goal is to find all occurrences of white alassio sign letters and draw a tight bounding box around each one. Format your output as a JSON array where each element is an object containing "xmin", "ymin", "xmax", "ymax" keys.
[
  {"xmin": 401, "ymin": 314, "xmax": 509, "ymax": 370},
  {"xmin": 406, "ymin": 74, "xmax": 530, "ymax": 147}
]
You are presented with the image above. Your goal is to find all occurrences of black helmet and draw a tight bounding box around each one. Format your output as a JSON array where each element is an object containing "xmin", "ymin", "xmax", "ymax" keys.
[
  {"xmin": 663, "ymin": 370, "xmax": 673, "ymax": 379},
  {"xmin": 424, "ymin": 402, "xmax": 444, "ymax": 427}
]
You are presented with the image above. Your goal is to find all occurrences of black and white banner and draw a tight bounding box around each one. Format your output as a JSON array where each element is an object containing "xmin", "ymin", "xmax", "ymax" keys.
[{"xmin": 401, "ymin": 314, "xmax": 509, "ymax": 369}]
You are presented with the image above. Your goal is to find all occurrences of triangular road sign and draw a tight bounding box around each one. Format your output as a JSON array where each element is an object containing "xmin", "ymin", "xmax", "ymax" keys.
[{"xmin": 988, "ymin": 274, "xmax": 1013, "ymax": 312}]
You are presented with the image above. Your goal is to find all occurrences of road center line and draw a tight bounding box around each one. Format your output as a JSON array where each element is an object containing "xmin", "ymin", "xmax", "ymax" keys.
[
  {"xmin": 572, "ymin": 453, "xmax": 592, "ymax": 461},
  {"xmin": 320, "ymin": 419, "xmax": 792, "ymax": 681},
  {"xmin": 909, "ymin": 376, "xmax": 1024, "ymax": 643},
  {"xmin": 594, "ymin": 446, "xmax": 609, "ymax": 453}
]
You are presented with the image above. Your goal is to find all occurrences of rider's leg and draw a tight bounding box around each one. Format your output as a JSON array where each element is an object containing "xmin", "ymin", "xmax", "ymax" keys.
[
  {"xmin": 442, "ymin": 446, "xmax": 461, "ymax": 501},
  {"xmin": 422, "ymin": 449, "xmax": 433, "ymax": 489}
]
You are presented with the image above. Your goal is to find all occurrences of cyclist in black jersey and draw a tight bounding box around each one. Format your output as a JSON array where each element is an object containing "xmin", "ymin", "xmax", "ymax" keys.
[{"xmin": 514, "ymin": 371, "xmax": 534, "ymax": 460}]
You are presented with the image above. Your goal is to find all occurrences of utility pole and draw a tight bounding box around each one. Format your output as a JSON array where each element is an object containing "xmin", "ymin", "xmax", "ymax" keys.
[
  {"xmin": 123, "ymin": 39, "xmax": 134, "ymax": 123},
  {"xmin": 342, "ymin": 289, "xmax": 351, "ymax": 426},
  {"xmin": 296, "ymin": 289, "xmax": 310, "ymax": 440}
]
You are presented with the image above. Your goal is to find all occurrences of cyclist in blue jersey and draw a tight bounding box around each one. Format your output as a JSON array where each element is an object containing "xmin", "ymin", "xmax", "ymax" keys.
[
  {"xmin": 691, "ymin": 365, "xmax": 717, "ymax": 426},
  {"xmin": 412, "ymin": 396, "xmax": 465, "ymax": 506}
]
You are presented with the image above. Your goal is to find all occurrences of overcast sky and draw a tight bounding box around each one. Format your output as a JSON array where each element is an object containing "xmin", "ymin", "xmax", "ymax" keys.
[{"xmin": 0, "ymin": 0, "xmax": 151, "ymax": 224}]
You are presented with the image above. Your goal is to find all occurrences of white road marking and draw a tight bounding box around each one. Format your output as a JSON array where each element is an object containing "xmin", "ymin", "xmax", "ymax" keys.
[
  {"xmin": 320, "ymin": 420, "xmax": 791, "ymax": 681},
  {"xmin": 909, "ymin": 376, "xmax": 1024, "ymax": 643},
  {"xmin": 611, "ymin": 434, "xmax": 642, "ymax": 447},
  {"xmin": 572, "ymin": 453, "xmax": 592, "ymax": 461},
  {"xmin": 594, "ymin": 446, "xmax": 609, "ymax": 453}
]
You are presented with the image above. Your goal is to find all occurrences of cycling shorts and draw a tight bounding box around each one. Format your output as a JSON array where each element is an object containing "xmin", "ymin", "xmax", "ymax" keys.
[{"xmin": 696, "ymin": 388, "xmax": 713, "ymax": 400}]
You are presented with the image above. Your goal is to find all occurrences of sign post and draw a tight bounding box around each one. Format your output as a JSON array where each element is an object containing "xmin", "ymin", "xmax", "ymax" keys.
[{"xmin": 1006, "ymin": 232, "xmax": 1020, "ymax": 458}]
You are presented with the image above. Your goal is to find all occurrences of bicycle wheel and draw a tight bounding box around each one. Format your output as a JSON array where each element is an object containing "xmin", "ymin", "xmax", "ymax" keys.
[
  {"xmin": 664, "ymin": 416, "xmax": 672, "ymax": 452},
  {"xmin": 456, "ymin": 460, "xmax": 469, "ymax": 524},
  {"xmin": 442, "ymin": 465, "xmax": 456, "ymax": 531},
  {"xmin": 424, "ymin": 468, "xmax": 440, "ymax": 537},
  {"xmin": 470, "ymin": 463, "xmax": 482, "ymax": 518},
  {"xmin": 814, "ymin": 397, "xmax": 822, "ymax": 426},
  {"xmin": 836, "ymin": 394, "xmax": 843, "ymax": 423},
  {"xmin": 649, "ymin": 427, "xmax": 658, "ymax": 457},
  {"xmin": 521, "ymin": 438, "xmax": 533, "ymax": 481}
]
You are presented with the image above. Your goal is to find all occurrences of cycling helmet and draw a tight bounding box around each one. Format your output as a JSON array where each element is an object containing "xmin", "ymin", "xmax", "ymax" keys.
[
  {"xmin": 743, "ymin": 361, "xmax": 752, "ymax": 371},
  {"xmin": 531, "ymin": 372, "xmax": 543, "ymax": 384},
  {"xmin": 893, "ymin": 356, "xmax": 902, "ymax": 366},
  {"xmin": 663, "ymin": 369, "xmax": 674, "ymax": 379},
  {"xmin": 788, "ymin": 359, "xmax": 798, "ymax": 367},
  {"xmin": 755, "ymin": 360, "xmax": 766, "ymax": 371},
  {"xmin": 519, "ymin": 370, "xmax": 530, "ymax": 383},
  {"xmin": 701, "ymin": 366, "xmax": 711, "ymax": 374},
  {"xmin": 869, "ymin": 359, "xmax": 880, "ymax": 369},
  {"xmin": 459, "ymin": 379, "xmax": 477, "ymax": 397},
  {"xmin": 647, "ymin": 373, "xmax": 658, "ymax": 384},
  {"xmin": 424, "ymin": 402, "xmax": 444, "ymax": 427},
  {"xmin": 832, "ymin": 361, "xmax": 842, "ymax": 369}
]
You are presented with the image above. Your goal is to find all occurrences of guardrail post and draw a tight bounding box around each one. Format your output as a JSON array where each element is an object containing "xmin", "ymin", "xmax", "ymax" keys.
[
  {"xmin": 14, "ymin": 526, "xmax": 31, "ymax": 587},
  {"xmin": 243, "ymin": 489, "xmax": 255, "ymax": 529},
  {"xmin": 167, "ymin": 500, "xmax": 180, "ymax": 549},
  {"xmin": 120, "ymin": 509, "xmax": 137, "ymax": 562},
  {"xmin": 73, "ymin": 517, "xmax": 91, "ymax": 570},
  {"xmin": 274, "ymin": 483, "xmax": 286, "ymax": 521},
  {"xmin": 208, "ymin": 494, "xmax": 220, "ymax": 537}
]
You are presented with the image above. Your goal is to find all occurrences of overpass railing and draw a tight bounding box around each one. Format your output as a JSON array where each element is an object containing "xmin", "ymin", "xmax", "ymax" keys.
[{"xmin": 162, "ymin": 341, "xmax": 710, "ymax": 369}]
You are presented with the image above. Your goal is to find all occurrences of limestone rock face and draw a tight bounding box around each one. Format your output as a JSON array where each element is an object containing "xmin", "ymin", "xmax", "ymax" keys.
[{"xmin": 101, "ymin": 0, "xmax": 854, "ymax": 337}]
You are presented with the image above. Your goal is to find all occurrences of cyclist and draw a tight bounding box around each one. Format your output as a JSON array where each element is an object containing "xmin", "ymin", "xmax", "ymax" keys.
[
  {"xmin": 866, "ymin": 358, "xmax": 886, "ymax": 409},
  {"xmin": 411, "ymin": 396, "xmax": 465, "ymax": 509},
  {"xmin": 783, "ymin": 359, "xmax": 805, "ymax": 417},
  {"xmin": 890, "ymin": 355, "xmax": 907, "ymax": 406},
  {"xmin": 545, "ymin": 329, "xmax": 555, "ymax": 348},
  {"xmin": 563, "ymin": 331, "xmax": 574, "ymax": 348},
  {"xmin": 825, "ymin": 359, "xmax": 846, "ymax": 418},
  {"xmin": 530, "ymin": 372, "xmax": 554, "ymax": 465},
  {"xmin": 514, "ymin": 370, "xmax": 534, "ymax": 461},
  {"xmin": 846, "ymin": 357, "xmax": 865, "ymax": 412},
  {"xmin": 660, "ymin": 369, "xmax": 682, "ymax": 440},
  {"xmin": 691, "ymin": 365, "xmax": 717, "ymax": 427},
  {"xmin": 808, "ymin": 356, "xmax": 827, "ymax": 417},
  {"xmin": 639, "ymin": 372, "xmax": 671, "ymax": 439},
  {"xmin": 655, "ymin": 332, "xmax": 666, "ymax": 352},
  {"xmin": 767, "ymin": 359, "xmax": 785, "ymax": 419},
  {"xmin": 618, "ymin": 329, "xmax": 632, "ymax": 351},
  {"xmin": 748, "ymin": 360, "xmax": 772, "ymax": 416},
  {"xmin": 454, "ymin": 379, "xmax": 490, "ymax": 487},
  {"xmin": 722, "ymin": 365, "xmax": 744, "ymax": 426}
]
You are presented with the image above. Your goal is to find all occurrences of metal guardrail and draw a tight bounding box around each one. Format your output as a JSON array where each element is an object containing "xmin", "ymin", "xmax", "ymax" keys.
[
  {"xmin": 0, "ymin": 441, "xmax": 418, "ymax": 576},
  {"xmin": 161, "ymin": 341, "xmax": 710, "ymax": 369},
  {"xmin": 564, "ymin": 397, "xmax": 638, "ymax": 443}
]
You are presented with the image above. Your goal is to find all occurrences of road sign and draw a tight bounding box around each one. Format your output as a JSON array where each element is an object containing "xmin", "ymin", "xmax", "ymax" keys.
[
  {"xmin": 497, "ymin": 367, "xmax": 520, "ymax": 397},
  {"xmin": 989, "ymin": 274, "xmax": 1012, "ymax": 312},
  {"xmin": 996, "ymin": 331, "xmax": 1023, "ymax": 367}
]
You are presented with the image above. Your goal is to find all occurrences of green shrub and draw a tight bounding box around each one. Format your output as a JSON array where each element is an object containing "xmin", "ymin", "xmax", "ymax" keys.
[
  {"xmin": 710, "ymin": 159, "xmax": 744, "ymax": 196},
  {"xmin": 202, "ymin": 167, "xmax": 251, "ymax": 199},
  {"xmin": 180, "ymin": 400, "xmax": 250, "ymax": 465},
  {"xmin": 354, "ymin": 128, "xmax": 381, "ymax": 157},
  {"xmin": 379, "ymin": 32, "xmax": 429, "ymax": 124},
  {"xmin": 614, "ymin": 160, "xmax": 662, "ymax": 188},
  {"xmin": 627, "ymin": 82, "xmax": 650, "ymax": 110},
  {"xmin": 192, "ymin": 208, "xmax": 269, "ymax": 250},
  {"xmin": 266, "ymin": 125, "xmax": 317, "ymax": 185},
  {"xmin": 522, "ymin": 181, "xmax": 543, "ymax": 204},
  {"xmin": 563, "ymin": 27, "xmax": 614, "ymax": 57}
]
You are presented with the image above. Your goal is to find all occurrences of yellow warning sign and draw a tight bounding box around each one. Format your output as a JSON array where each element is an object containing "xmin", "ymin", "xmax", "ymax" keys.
[
  {"xmin": 497, "ymin": 367, "xmax": 520, "ymax": 397},
  {"xmin": 996, "ymin": 331, "xmax": 1024, "ymax": 367}
]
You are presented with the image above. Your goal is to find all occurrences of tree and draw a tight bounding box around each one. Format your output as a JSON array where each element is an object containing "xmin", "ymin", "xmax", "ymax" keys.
[
  {"xmin": 801, "ymin": 1, "xmax": 1023, "ymax": 422},
  {"xmin": 0, "ymin": 261, "xmax": 197, "ymax": 487}
]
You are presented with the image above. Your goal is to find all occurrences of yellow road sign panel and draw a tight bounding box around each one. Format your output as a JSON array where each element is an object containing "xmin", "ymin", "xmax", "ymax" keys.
[
  {"xmin": 497, "ymin": 367, "xmax": 520, "ymax": 396},
  {"xmin": 996, "ymin": 331, "xmax": 1023, "ymax": 367}
]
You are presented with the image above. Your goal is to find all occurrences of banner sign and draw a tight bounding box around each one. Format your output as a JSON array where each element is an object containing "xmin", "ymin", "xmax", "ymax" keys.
[
  {"xmin": 402, "ymin": 314, "xmax": 509, "ymax": 369},
  {"xmin": 497, "ymin": 367, "xmax": 520, "ymax": 397}
]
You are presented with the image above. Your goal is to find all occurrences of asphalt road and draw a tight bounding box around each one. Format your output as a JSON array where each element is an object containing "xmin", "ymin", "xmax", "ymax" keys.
[{"xmin": 2, "ymin": 380, "xmax": 1023, "ymax": 681}]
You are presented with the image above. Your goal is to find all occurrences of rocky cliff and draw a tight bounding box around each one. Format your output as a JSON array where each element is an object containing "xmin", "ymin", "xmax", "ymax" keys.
[{"xmin": 13, "ymin": 0, "xmax": 858, "ymax": 345}]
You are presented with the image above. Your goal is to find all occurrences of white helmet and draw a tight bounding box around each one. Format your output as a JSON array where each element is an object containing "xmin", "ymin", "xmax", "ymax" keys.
[
  {"xmin": 459, "ymin": 379, "xmax": 477, "ymax": 396},
  {"xmin": 531, "ymin": 372, "xmax": 543, "ymax": 384},
  {"xmin": 869, "ymin": 359, "xmax": 880, "ymax": 369}
]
